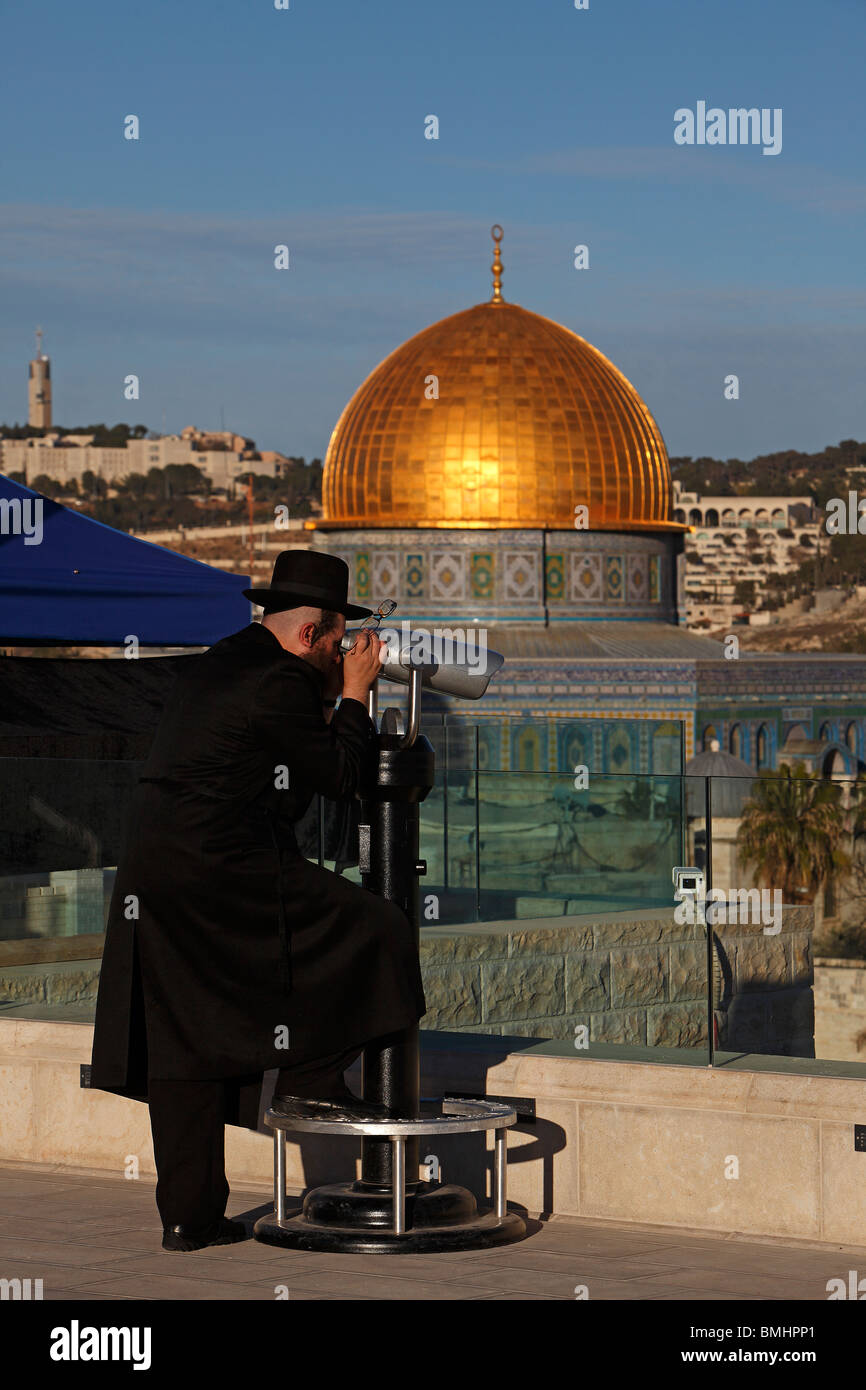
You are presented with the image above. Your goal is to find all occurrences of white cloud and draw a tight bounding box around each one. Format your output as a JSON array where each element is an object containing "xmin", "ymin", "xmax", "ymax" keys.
[{"xmin": 441, "ymin": 146, "xmax": 866, "ymax": 215}]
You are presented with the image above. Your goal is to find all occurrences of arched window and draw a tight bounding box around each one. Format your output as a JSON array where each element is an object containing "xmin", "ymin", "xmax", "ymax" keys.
[
  {"xmin": 729, "ymin": 723, "xmax": 742, "ymax": 758},
  {"xmin": 755, "ymin": 508, "xmax": 769, "ymax": 527},
  {"xmin": 516, "ymin": 727, "xmax": 541, "ymax": 771},
  {"xmin": 771, "ymin": 509, "xmax": 786, "ymax": 528},
  {"xmin": 819, "ymin": 722, "xmax": 834, "ymax": 743},
  {"xmin": 674, "ymin": 509, "xmax": 686, "ymax": 524},
  {"xmin": 702, "ymin": 724, "xmax": 718, "ymax": 751},
  {"xmin": 563, "ymin": 730, "xmax": 587, "ymax": 777},
  {"xmin": 756, "ymin": 724, "xmax": 770, "ymax": 769},
  {"xmin": 721, "ymin": 509, "xmax": 736, "ymax": 527},
  {"xmin": 689, "ymin": 509, "xmax": 702, "ymax": 526},
  {"xmin": 784, "ymin": 723, "xmax": 809, "ymax": 747},
  {"xmin": 846, "ymin": 722, "xmax": 859, "ymax": 757},
  {"xmin": 652, "ymin": 721, "xmax": 681, "ymax": 774},
  {"xmin": 705, "ymin": 508, "xmax": 719, "ymax": 527},
  {"xmin": 607, "ymin": 726, "xmax": 632, "ymax": 771},
  {"xmin": 738, "ymin": 508, "xmax": 752, "ymax": 526}
]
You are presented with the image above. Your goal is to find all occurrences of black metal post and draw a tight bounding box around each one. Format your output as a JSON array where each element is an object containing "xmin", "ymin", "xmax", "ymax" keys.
[
  {"xmin": 443, "ymin": 723, "xmax": 450, "ymax": 893},
  {"xmin": 679, "ymin": 719, "xmax": 686, "ymax": 868},
  {"xmin": 705, "ymin": 773, "xmax": 715, "ymax": 1067},
  {"xmin": 357, "ymin": 729, "xmax": 434, "ymax": 1191},
  {"xmin": 474, "ymin": 724, "xmax": 481, "ymax": 922}
]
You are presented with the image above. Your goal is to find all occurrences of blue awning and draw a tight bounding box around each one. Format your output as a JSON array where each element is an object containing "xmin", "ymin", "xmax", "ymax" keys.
[{"xmin": 0, "ymin": 475, "xmax": 251, "ymax": 645}]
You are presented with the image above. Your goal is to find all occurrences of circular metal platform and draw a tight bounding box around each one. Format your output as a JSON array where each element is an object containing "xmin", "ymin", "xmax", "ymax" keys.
[
  {"xmin": 253, "ymin": 1096, "xmax": 527, "ymax": 1253},
  {"xmin": 264, "ymin": 1095, "xmax": 515, "ymax": 1136}
]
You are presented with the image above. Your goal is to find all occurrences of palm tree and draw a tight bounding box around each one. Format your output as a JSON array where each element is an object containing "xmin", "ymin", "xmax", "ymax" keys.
[
  {"xmin": 847, "ymin": 776, "xmax": 866, "ymax": 840},
  {"xmin": 736, "ymin": 765, "xmax": 850, "ymax": 901},
  {"xmin": 836, "ymin": 775, "xmax": 866, "ymax": 915}
]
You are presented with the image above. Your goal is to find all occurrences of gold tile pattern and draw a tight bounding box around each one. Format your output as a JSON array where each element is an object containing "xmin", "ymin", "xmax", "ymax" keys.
[{"xmin": 322, "ymin": 300, "xmax": 673, "ymax": 531}]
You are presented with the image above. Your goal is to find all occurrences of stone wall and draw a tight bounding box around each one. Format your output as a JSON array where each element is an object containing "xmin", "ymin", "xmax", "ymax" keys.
[
  {"xmin": 0, "ymin": 906, "xmax": 815, "ymax": 1058},
  {"xmin": 0, "ymin": 959, "xmax": 99, "ymax": 1012},
  {"xmin": 4, "ymin": 1020, "xmax": 865, "ymax": 1243},
  {"xmin": 419, "ymin": 906, "xmax": 815, "ymax": 1056},
  {"xmin": 814, "ymin": 959, "xmax": 866, "ymax": 1062}
]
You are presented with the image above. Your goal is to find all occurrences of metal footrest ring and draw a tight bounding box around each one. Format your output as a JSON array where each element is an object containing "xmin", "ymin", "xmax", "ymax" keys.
[{"xmin": 265, "ymin": 1096, "xmax": 517, "ymax": 1234}]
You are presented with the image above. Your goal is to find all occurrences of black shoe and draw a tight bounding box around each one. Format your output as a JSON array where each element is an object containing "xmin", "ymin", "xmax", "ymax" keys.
[{"xmin": 162, "ymin": 1217, "xmax": 248, "ymax": 1252}]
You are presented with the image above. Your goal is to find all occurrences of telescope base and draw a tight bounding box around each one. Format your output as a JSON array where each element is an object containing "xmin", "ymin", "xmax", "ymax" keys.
[{"xmin": 253, "ymin": 1180, "xmax": 526, "ymax": 1253}]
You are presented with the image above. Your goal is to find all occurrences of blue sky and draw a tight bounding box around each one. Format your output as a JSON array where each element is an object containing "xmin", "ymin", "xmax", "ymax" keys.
[{"xmin": 1, "ymin": 0, "xmax": 864, "ymax": 464}]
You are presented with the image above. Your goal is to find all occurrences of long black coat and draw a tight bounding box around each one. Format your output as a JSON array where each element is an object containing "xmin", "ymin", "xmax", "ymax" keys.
[{"xmin": 89, "ymin": 622, "xmax": 426, "ymax": 1104}]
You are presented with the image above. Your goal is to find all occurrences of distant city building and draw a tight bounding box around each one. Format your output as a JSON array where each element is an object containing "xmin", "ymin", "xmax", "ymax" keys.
[
  {"xmin": 28, "ymin": 327, "xmax": 52, "ymax": 429},
  {"xmin": 179, "ymin": 426, "xmax": 253, "ymax": 455},
  {"xmin": 0, "ymin": 429, "xmax": 287, "ymax": 493},
  {"xmin": 3, "ymin": 343, "xmax": 290, "ymax": 491},
  {"xmin": 673, "ymin": 481, "xmax": 821, "ymax": 627},
  {"xmin": 672, "ymin": 482, "xmax": 816, "ymax": 531}
]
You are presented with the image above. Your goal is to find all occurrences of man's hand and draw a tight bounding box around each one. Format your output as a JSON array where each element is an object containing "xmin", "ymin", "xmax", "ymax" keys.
[{"xmin": 342, "ymin": 630, "xmax": 385, "ymax": 703}]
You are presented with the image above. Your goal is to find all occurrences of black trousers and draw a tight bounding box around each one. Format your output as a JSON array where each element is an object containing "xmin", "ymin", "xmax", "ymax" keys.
[{"xmin": 148, "ymin": 1043, "xmax": 364, "ymax": 1229}]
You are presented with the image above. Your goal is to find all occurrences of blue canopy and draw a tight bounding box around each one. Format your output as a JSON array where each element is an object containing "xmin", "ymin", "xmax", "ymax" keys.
[{"xmin": 0, "ymin": 475, "xmax": 251, "ymax": 645}]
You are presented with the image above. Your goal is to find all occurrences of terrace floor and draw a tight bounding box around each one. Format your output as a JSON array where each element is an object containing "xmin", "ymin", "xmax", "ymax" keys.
[{"xmin": 2, "ymin": 1160, "xmax": 863, "ymax": 1301}]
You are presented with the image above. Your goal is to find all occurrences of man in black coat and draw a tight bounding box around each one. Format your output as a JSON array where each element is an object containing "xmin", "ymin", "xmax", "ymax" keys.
[{"xmin": 89, "ymin": 551, "xmax": 426, "ymax": 1252}]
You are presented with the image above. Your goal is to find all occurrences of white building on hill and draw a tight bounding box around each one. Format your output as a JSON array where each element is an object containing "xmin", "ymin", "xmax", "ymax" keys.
[{"xmin": 672, "ymin": 481, "xmax": 821, "ymax": 627}]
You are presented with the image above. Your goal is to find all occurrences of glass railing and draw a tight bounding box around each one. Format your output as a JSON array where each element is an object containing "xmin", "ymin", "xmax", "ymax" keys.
[
  {"xmin": 430, "ymin": 712, "xmax": 686, "ymax": 777},
  {"xmin": 683, "ymin": 770, "xmax": 866, "ymax": 1079},
  {"xmin": 1, "ymin": 750, "xmax": 865, "ymax": 1081}
]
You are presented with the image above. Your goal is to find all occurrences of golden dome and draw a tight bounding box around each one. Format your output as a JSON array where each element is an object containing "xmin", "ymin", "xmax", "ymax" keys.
[{"xmin": 319, "ymin": 229, "xmax": 675, "ymax": 531}]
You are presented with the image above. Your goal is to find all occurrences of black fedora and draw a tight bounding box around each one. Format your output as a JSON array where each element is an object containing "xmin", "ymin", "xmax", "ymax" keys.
[{"xmin": 243, "ymin": 550, "xmax": 373, "ymax": 619}]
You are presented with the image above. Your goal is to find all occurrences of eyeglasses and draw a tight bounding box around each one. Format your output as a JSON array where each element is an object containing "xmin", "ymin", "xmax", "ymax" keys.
[
  {"xmin": 342, "ymin": 599, "xmax": 397, "ymax": 651},
  {"xmin": 358, "ymin": 599, "xmax": 397, "ymax": 633}
]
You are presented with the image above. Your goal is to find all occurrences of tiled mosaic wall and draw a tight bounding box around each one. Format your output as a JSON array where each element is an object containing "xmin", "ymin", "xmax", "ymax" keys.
[{"xmin": 317, "ymin": 529, "xmax": 677, "ymax": 620}]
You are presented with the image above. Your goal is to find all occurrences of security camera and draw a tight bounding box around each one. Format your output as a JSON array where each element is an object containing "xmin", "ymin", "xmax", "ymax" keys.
[{"xmin": 672, "ymin": 866, "xmax": 705, "ymax": 898}]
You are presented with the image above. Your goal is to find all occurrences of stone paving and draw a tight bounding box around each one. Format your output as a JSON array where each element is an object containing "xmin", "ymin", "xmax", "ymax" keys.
[{"xmin": 1, "ymin": 1161, "xmax": 864, "ymax": 1301}]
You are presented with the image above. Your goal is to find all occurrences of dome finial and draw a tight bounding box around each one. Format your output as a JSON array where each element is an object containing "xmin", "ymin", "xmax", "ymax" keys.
[{"xmin": 490, "ymin": 224, "xmax": 504, "ymax": 304}]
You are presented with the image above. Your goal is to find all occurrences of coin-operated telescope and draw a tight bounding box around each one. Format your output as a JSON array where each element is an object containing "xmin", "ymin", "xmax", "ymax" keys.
[
  {"xmin": 254, "ymin": 604, "xmax": 526, "ymax": 1253},
  {"xmin": 343, "ymin": 619, "xmax": 505, "ymax": 701}
]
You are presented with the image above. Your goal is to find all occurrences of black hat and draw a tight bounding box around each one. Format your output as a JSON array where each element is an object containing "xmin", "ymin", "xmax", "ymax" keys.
[{"xmin": 243, "ymin": 549, "xmax": 373, "ymax": 619}]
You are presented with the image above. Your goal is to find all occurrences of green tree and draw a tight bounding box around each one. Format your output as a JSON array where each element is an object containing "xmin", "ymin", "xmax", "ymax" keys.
[
  {"xmin": 115, "ymin": 472, "xmax": 149, "ymax": 498},
  {"xmin": 734, "ymin": 580, "xmax": 756, "ymax": 607},
  {"xmin": 144, "ymin": 466, "xmax": 166, "ymax": 497},
  {"xmin": 163, "ymin": 463, "xmax": 209, "ymax": 496},
  {"xmin": 31, "ymin": 474, "xmax": 63, "ymax": 496},
  {"xmin": 736, "ymin": 766, "xmax": 850, "ymax": 902}
]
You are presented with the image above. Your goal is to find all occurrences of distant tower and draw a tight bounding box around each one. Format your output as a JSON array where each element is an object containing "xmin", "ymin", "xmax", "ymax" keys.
[{"xmin": 28, "ymin": 326, "xmax": 52, "ymax": 429}]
